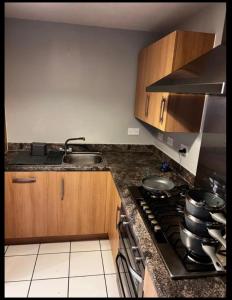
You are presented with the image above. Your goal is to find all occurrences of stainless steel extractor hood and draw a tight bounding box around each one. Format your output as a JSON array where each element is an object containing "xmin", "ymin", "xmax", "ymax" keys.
[{"xmin": 146, "ymin": 24, "xmax": 226, "ymax": 95}]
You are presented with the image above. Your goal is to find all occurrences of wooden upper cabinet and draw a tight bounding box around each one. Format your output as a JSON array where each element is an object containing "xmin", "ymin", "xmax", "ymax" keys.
[
  {"xmin": 5, "ymin": 172, "xmax": 48, "ymax": 239},
  {"xmin": 146, "ymin": 31, "xmax": 176, "ymax": 86},
  {"xmin": 134, "ymin": 47, "xmax": 149, "ymax": 121},
  {"xmin": 134, "ymin": 30, "xmax": 215, "ymax": 132}
]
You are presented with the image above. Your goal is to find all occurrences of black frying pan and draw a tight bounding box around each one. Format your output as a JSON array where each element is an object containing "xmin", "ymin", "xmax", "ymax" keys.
[{"xmin": 142, "ymin": 175, "xmax": 175, "ymax": 195}]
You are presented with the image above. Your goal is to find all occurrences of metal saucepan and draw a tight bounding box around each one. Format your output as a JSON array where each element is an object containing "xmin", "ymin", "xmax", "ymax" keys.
[
  {"xmin": 184, "ymin": 211, "xmax": 226, "ymax": 249},
  {"xmin": 180, "ymin": 221, "xmax": 225, "ymax": 272},
  {"xmin": 185, "ymin": 189, "xmax": 226, "ymax": 223},
  {"xmin": 142, "ymin": 175, "xmax": 175, "ymax": 195}
]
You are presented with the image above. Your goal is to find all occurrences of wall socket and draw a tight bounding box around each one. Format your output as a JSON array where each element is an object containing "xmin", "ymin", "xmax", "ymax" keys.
[
  {"xmin": 179, "ymin": 144, "xmax": 188, "ymax": 156},
  {"xmin": 167, "ymin": 137, "xmax": 174, "ymax": 147},
  {"xmin": 128, "ymin": 128, "xmax": 140, "ymax": 135},
  {"xmin": 158, "ymin": 132, "xmax": 164, "ymax": 141}
]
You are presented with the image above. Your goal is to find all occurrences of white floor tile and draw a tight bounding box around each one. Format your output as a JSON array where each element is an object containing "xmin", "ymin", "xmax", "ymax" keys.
[
  {"xmin": 71, "ymin": 240, "xmax": 100, "ymax": 252},
  {"xmin": 102, "ymin": 251, "xmax": 116, "ymax": 274},
  {"xmin": 105, "ymin": 274, "xmax": 120, "ymax": 297},
  {"xmin": 33, "ymin": 253, "xmax": 69, "ymax": 280},
  {"xmin": 5, "ymin": 281, "xmax": 30, "ymax": 298},
  {"xmin": 70, "ymin": 251, "xmax": 103, "ymax": 277},
  {"xmin": 6, "ymin": 244, "xmax": 39, "ymax": 256},
  {"xmin": 5, "ymin": 255, "xmax": 37, "ymax": 281},
  {"xmin": 100, "ymin": 240, "xmax": 111, "ymax": 251},
  {"xmin": 29, "ymin": 278, "xmax": 68, "ymax": 298},
  {"xmin": 69, "ymin": 275, "xmax": 107, "ymax": 297},
  {"xmin": 39, "ymin": 242, "xmax": 70, "ymax": 254}
]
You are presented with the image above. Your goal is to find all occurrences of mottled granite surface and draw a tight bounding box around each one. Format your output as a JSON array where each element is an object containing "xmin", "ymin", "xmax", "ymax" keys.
[{"xmin": 5, "ymin": 144, "xmax": 226, "ymax": 297}]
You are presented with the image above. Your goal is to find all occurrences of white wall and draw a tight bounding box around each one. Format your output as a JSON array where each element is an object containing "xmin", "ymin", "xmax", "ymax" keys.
[
  {"xmin": 5, "ymin": 18, "xmax": 156, "ymax": 144},
  {"xmin": 147, "ymin": 3, "xmax": 226, "ymax": 175}
]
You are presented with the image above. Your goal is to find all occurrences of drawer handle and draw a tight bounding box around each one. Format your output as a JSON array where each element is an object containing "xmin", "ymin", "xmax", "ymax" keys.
[
  {"xmin": 159, "ymin": 97, "xmax": 166, "ymax": 123},
  {"xmin": 116, "ymin": 206, "xmax": 121, "ymax": 229},
  {"xmin": 12, "ymin": 177, "xmax": 36, "ymax": 183}
]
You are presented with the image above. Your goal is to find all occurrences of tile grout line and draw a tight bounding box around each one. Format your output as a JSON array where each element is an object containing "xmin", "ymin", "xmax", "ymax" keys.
[
  {"xmin": 99, "ymin": 240, "xmax": 109, "ymax": 298},
  {"xmin": 5, "ymin": 272, "xmax": 119, "ymax": 284},
  {"xmin": 26, "ymin": 243, "xmax": 41, "ymax": 298},
  {"xmin": 67, "ymin": 241, "xmax": 71, "ymax": 298}
]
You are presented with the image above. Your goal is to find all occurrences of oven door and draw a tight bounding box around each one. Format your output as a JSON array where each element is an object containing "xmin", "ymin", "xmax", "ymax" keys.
[{"xmin": 116, "ymin": 219, "xmax": 144, "ymax": 297}]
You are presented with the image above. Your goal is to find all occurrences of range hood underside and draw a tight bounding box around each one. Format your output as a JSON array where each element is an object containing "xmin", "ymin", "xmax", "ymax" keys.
[{"xmin": 146, "ymin": 44, "xmax": 226, "ymax": 95}]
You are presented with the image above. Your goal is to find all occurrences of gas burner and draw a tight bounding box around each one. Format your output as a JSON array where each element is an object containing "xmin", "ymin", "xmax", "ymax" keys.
[
  {"xmin": 150, "ymin": 193, "xmax": 167, "ymax": 199},
  {"xmin": 187, "ymin": 252, "xmax": 212, "ymax": 265}
]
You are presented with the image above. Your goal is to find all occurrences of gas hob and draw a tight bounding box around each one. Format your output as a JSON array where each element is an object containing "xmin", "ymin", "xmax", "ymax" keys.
[{"xmin": 128, "ymin": 186, "xmax": 226, "ymax": 279}]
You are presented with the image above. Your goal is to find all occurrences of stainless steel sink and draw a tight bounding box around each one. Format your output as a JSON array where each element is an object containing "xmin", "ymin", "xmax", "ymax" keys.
[{"xmin": 62, "ymin": 152, "xmax": 103, "ymax": 165}]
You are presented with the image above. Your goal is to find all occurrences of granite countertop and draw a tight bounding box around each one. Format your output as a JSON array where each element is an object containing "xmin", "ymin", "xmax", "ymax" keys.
[{"xmin": 5, "ymin": 145, "xmax": 226, "ymax": 297}]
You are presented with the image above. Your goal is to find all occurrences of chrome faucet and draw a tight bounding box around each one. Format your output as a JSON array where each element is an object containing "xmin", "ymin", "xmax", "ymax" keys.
[{"xmin": 64, "ymin": 137, "xmax": 85, "ymax": 156}]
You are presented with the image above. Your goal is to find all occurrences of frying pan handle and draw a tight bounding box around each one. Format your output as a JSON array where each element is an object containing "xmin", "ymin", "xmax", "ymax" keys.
[
  {"xmin": 207, "ymin": 229, "xmax": 226, "ymax": 249},
  {"xmin": 210, "ymin": 212, "xmax": 226, "ymax": 225},
  {"xmin": 201, "ymin": 244, "xmax": 225, "ymax": 272}
]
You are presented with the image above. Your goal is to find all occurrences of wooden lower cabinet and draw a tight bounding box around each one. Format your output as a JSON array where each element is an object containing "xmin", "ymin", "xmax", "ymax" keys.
[
  {"xmin": 143, "ymin": 267, "xmax": 158, "ymax": 297},
  {"xmin": 5, "ymin": 171, "xmax": 109, "ymax": 240},
  {"xmin": 106, "ymin": 173, "xmax": 121, "ymax": 261},
  {"xmin": 5, "ymin": 172, "xmax": 48, "ymax": 239},
  {"xmin": 47, "ymin": 171, "xmax": 108, "ymax": 236}
]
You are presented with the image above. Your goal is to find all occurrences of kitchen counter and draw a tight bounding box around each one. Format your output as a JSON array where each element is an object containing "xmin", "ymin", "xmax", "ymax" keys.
[{"xmin": 5, "ymin": 144, "xmax": 226, "ymax": 297}]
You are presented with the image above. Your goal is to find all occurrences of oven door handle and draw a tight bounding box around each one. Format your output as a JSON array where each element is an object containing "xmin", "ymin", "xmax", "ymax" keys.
[
  {"xmin": 118, "ymin": 252, "xmax": 143, "ymax": 283},
  {"xmin": 116, "ymin": 254, "xmax": 126, "ymax": 298}
]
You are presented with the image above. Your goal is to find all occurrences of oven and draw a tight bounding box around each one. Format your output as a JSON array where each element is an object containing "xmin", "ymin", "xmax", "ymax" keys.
[{"xmin": 116, "ymin": 208, "xmax": 145, "ymax": 297}]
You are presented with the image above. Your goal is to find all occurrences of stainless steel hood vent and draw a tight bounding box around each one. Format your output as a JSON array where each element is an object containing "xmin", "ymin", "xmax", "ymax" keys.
[{"xmin": 146, "ymin": 43, "xmax": 226, "ymax": 95}]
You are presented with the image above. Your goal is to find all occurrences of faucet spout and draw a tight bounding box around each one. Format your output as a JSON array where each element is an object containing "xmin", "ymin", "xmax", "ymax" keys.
[{"xmin": 64, "ymin": 137, "xmax": 86, "ymax": 155}]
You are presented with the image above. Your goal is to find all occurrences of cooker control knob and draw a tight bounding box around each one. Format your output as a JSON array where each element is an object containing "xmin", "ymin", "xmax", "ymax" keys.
[
  {"xmin": 145, "ymin": 209, "xmax": 152, "ymax": 214},
  {"xmin": 148, "ymin": 214, "xmax": 155, "ymax": 220},
  {"xmin": 151, "ymin": 219, "xmax": 158, "ymax": 225},
  {"xmin": 143, "ymin": 205, "xmax": 149, "ymax": 211},
  {"xmin": 140, "ymin": 201, "xmax": 146, "ymax": 206},
  {"xmin": 154, "ymin": 224, "xmax": 161, "ymax": 232}
]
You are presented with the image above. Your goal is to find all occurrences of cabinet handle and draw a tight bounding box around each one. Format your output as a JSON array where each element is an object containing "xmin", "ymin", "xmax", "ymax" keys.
[
  {"xmin": 145, "ymin": 94, "xmax": 150, "ymax": 117},
  {"xmin": 116, "ymin": 206, "xmax": 121, "ymax": 229},
  {"xmin": 61, "ymin": 178, "xmax": 64, "ymax": 200},
  {"xmin": 12, "ymin": 177, "xmax": 36, "ymax": 183},
  {"xmin": 159, "ymin": 97, "xmax": 166, "ymax": 123}
]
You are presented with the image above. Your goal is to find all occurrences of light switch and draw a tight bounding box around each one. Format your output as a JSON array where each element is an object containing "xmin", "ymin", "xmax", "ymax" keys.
[
  {"xmin": 128, "ymin": 128, "xmax": 140, "ymax": 135},
  {"xmin": 158, "ymin": 133, "xmax": 164, "ymax": 141}
]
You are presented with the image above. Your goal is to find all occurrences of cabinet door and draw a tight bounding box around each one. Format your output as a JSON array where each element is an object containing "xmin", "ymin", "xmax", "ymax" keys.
[
  {"xmin": 134, "ymin": 47, "xmax": 149, "ymax": 121},
  {"xmin": 107, "ymin": 174, "xmax": 121, "ymax": 261},
  {"xmin": 144, "ymin": 92, "xmax": 168, "ymax": 129},
  {"xmin": 146, "ymin": 32, "xmax": 176, "ymax": 86},
  {"xmin": 47, "ymin": 171, "xmax": 108, "ymax": 236},
  {"xmin": 143, "ymin": 267, "xmax": 158, "ymax": 297},
  {"xmin": 5, "ymin": 172, "xmax": 48, "ymax": 239}
]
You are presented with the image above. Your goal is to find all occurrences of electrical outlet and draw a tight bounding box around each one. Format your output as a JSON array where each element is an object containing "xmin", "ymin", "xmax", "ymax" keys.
[
  {"xmin": 158, "ymin": 132, "xmax": 164, "ymax": 141},
  {"xmin": 167, "ymin": 137, "xmax": 173, "ymax": 147},
  {"xmin": 128, "ymin": 128, "xmax": 140, "ymax": 135},
  {"xmin": 179, "ymin": 144, "xmax": 188, "ymax": 156}
]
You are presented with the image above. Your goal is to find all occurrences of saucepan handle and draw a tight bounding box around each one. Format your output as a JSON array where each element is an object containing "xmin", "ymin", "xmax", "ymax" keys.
[
  {"xmin": 207, "ymin": 228, "xmax": 226, "ymax": 249},
  {"xmin": 210, "ymin": 212, "xmax": 226, "ymax": 225},
  {"xmin": 201, "ymin": 244, "xmax": 225, "ymax": 272}
]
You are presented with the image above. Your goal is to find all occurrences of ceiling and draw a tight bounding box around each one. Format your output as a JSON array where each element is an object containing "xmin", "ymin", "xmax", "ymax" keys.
[{"xmin": 5, "ymin": 2, "xmax": 212, "ymax": 32}]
